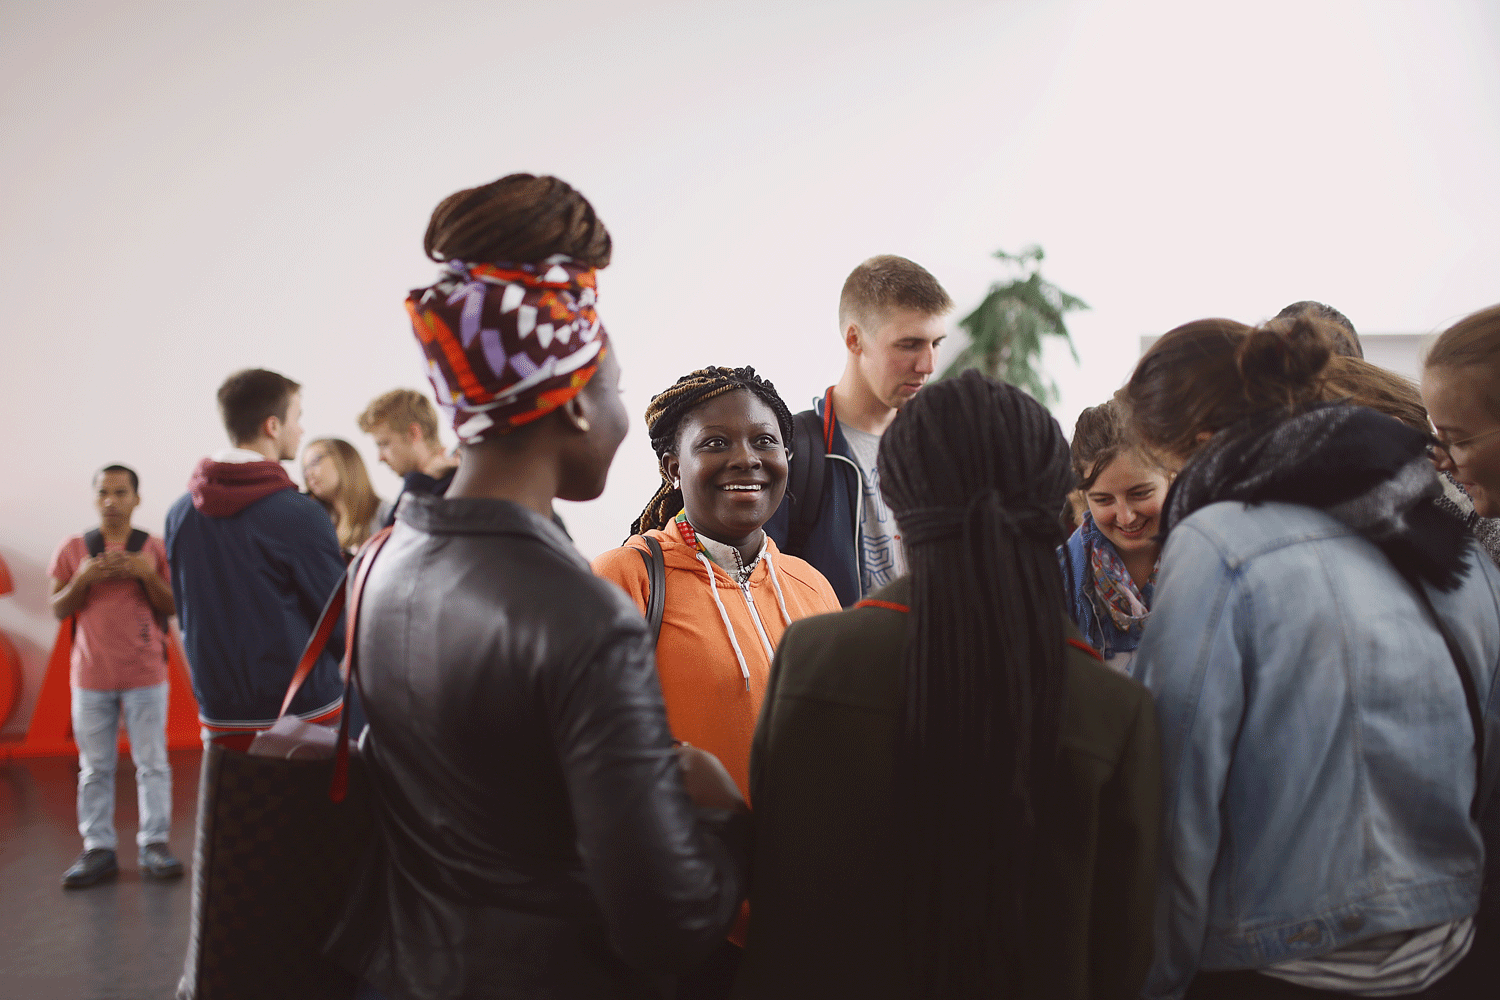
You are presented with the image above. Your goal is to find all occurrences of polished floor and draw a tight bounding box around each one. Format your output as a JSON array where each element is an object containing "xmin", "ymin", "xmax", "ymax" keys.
[{"xmin": 0, "ymin": 748, "xmax": 201, "ymax": 999}]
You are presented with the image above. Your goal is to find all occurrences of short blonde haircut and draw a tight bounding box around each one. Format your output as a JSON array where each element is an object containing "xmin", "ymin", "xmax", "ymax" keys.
[
  {"xmin": 358, "ymin": 389, "xmax": 441, "ymax": 444},
  {"xmin": 838, "ymin": 255, "xmax": 953, "ymax": 332}
]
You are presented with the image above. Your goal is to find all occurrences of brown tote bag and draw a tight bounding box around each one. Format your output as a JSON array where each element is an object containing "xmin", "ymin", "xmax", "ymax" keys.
[{"xmin": 177, "ymin": 528, "xmax": 390, "ymax": 1000}]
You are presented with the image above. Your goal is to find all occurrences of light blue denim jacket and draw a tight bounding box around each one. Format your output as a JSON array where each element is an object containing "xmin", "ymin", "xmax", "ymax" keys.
[{"xmin": 1131, "ymin": 501, "xmax": 1500, "ymax": 1000}]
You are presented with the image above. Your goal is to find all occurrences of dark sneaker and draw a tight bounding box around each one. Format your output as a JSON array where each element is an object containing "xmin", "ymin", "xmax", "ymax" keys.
[
  {"xmin": 138, "ymin": 842, "xmax": 184, "ymax": 880},
  {"xmin": 61, "ymin": 848, "xmax": 118, "ymax": 888}
]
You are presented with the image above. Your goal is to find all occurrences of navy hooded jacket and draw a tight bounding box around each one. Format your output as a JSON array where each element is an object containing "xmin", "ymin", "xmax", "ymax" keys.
[
  {"xmin": 165, "ymin": 457, "xmax": 347, "ymax": 730},
  {"xmin": 764, "ymin": 389, "xmax": 865, "ymax": 607}
]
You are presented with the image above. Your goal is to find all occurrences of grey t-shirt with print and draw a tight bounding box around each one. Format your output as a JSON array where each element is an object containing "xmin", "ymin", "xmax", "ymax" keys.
[{"xmin": 841, "ymin": 424, "xmax": 906, "ymax": 596}]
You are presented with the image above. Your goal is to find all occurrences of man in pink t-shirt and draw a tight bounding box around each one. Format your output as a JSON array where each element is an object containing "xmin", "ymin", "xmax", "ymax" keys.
[{"xmin": 48, "ymin": 464, "xmax": 182, "ymax": 888}]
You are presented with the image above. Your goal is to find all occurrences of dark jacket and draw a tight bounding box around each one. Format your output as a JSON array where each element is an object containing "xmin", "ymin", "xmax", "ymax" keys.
[
  {"xmin": 733, "ymin": 577, "xmax": 1162, "ymax": 1000},
  {"xmin": 764, "ymin": 388, "xmax": 864, "ymax": 606},
  {"xmin": 327, "ymin": 496, "xmax": 747, "ymax": 1000},
  {"xmin": 164, "ymin": 457, "xmax": 347, "ymax": 728},
  {"xmin": 382, "ymin": 467, "xmax": 456, "ymax": 528}
]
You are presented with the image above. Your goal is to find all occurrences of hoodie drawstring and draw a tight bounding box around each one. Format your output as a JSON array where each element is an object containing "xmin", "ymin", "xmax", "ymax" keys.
[
  {"xmin": 763, "ymin": 550, "xmax": 794, "ymax": 628},
  {"xmin": 695, "ymin": 551, "xmax": 752, "ymax": 690}
]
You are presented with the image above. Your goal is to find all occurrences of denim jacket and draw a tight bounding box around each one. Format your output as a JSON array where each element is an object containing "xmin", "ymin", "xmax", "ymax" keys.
[{"xmin": 1131, "ymin": 501, "xmax": 1500, "ymax": 1000}]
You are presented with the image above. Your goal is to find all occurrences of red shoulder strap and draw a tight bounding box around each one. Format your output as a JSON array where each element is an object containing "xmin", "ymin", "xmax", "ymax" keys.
[
  {"xmin": 279, "ymin": 575, "xmax": 347, "ymax": 718},
  {"xmin": 822, "ymin": 386, "xmax": 837, "ymax": 451},
  {"xmin": 854, "ymin": 598, "xmax": 909, "ymax": 613},
  {"xmin": 1067, "ymin": 637, "xmax": 1104, "ymax": 662},
  {"xmin": 329, "ymin": 526, "xmax": 393, "ymax": 802}
]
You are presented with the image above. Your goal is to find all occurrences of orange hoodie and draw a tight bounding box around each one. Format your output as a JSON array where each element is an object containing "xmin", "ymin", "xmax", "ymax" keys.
[{"xmin": 591, "ymin": 521, "xmax": 841, "ymax": 800}]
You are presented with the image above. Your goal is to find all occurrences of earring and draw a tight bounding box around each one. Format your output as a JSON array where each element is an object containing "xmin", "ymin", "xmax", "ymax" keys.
[
  {"xmin": 575, "ymin": 416, "xmax": 590, "ymax": 432},
  {"xmin": 672, "ymin": 478, "xmax": 680, "ymax": 489}
]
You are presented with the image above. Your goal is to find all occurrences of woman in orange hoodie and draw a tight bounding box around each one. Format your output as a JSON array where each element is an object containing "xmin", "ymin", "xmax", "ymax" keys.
[
  {"xmin": 592, "ymin": 366, "xmax": 840, "ymax": 997},
  {"xmin": 593, "ymin": 367, "xmax": 841, "ymax": 802}
]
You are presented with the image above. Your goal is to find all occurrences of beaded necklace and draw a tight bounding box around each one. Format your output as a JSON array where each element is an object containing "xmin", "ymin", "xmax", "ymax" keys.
[{"xmin": 674, "ymin": 510, "xmax": 761, "ymax": 584}]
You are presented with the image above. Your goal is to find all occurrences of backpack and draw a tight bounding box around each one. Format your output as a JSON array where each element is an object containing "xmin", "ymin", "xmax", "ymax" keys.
[
  {"xmin": 634, "ymin": 536, "xmax": 666, "ymax": 646},
  {"xmin": 784, "ymin": 406, "xmax": 831, "ymax": 557},
  {"xmin": 79, "ymin": 527, "xmax": 169, "ymax": 635}
]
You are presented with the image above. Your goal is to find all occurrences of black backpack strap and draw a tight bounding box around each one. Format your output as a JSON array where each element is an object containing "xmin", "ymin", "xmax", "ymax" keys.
[
  {"xmin": 786, "ymin": 408, "xmax": 828, "ymax": 556},
  {"xmin": 86, "ymin": 527, "xmax": 167, "ymax": 633},
  {"xmin": 1399, "ymin": 565, "xmax": 1486, "ymax": 822},
  {"xmin": 634, "ymin": 536, "xmax": 666, "ymax": 647}
]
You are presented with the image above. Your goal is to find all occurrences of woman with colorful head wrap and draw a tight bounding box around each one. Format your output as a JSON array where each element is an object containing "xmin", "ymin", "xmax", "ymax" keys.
[{"xmin": 326, "ymin": 174, "xmax": 748, "ymax": 1000}]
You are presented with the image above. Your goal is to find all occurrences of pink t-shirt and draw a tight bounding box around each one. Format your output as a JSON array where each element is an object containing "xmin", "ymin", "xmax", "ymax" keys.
[{"xmin": 48, "ymin": 533, "xmax": 171, "ymax": 691}]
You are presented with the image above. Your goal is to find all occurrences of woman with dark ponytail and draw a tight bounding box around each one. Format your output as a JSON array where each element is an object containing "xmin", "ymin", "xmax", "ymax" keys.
[
  {"xmin": 1124, "ymin": 315, "xmax": 1500, "ymax": 998},
  {"xmin": 734, "ymin": 370, "xmax": 1162, "ymax": 999}
]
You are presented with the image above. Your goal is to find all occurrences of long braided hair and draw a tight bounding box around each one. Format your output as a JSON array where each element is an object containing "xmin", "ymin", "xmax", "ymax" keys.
[
  {"xmin": 628, "ymin": 366, "xmax": 795, "ymax": 538},
  {"xmin": 877, "ymin": 370, "xmax": 1074, "ymax": 996}
]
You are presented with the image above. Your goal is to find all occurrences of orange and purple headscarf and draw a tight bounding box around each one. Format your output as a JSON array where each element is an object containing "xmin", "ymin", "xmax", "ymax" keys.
[{"xmin": 406, "ymin": 255, "xmax": 608, "ymax": 444}]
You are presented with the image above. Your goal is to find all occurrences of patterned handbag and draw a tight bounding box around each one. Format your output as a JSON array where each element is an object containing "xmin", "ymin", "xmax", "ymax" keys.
[{"xmin": 177, "ymin": 529, "xmax": 390, "ymax": 1000}]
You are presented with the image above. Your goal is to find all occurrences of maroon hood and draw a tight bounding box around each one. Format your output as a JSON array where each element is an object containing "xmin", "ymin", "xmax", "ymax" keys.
[{"xmin": 188, "ymin": 457, "xmax": 296, "ymax": 517}]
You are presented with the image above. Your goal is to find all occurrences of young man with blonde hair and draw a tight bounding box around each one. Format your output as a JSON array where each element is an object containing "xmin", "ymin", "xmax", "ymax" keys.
[
  {"xmin": 358, "ymin": 389, "xmax": 459, "ymax": 524},
  {"xmin": 765, "ymin": 254, "xmax": 952, "ymax": 605}
]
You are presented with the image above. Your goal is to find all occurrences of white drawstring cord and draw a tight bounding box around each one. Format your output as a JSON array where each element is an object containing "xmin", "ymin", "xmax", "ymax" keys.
[
  {"xmin": 763, "ymin": 550, "xmax": 793, "ymax": 627},
  {"xmin": 696, "ymin": 550, "xmax": 752, "ymax": 690}
]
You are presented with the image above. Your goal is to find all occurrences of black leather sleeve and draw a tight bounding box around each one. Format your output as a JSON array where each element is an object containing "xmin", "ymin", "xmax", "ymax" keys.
[{"xmin": 548, "ymin": 617, "xmax": 747, "ymax": 972}]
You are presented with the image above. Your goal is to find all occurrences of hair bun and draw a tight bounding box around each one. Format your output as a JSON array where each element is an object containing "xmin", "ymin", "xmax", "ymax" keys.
[{"xmin": 1235, "ymin": 315, "xmax": 1333, "ymax": 409}]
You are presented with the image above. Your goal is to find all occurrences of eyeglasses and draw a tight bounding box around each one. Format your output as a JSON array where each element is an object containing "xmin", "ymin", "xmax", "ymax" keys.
[{"xmin": 1426, "ymin": 426, "xmax": 1500, "ymax": 461}]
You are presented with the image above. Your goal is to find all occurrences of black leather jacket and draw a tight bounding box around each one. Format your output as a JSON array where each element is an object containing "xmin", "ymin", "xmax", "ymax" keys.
[{"xmin": 327, "ymin": 496, "xmax": 746, "ymax": 999}]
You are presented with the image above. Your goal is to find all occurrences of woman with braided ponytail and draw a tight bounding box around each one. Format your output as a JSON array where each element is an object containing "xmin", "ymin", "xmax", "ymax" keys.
[{"xmin": 734, "ymin": 370, "xmax": 1162, "ymax": 999}]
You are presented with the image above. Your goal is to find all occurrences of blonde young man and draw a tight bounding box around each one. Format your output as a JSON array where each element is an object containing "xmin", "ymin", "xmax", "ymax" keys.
[
  {"xmin": 357, "ymin": 389, "xmax": 459, "ymax": 526},
  {"xmin": 764, "ymin": 255, "xmax": 952, "ymax": 605}
]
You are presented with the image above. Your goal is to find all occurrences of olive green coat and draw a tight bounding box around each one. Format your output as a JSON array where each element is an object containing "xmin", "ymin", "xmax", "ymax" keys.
[{"xmin": 734, "ymin": 577, "xmax": 1162, "ymax": 1000}]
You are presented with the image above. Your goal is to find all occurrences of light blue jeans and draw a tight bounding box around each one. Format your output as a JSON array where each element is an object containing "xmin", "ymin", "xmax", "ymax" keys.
[{"xmin": 72, "ymin": 682, "xmax": 172, "ymax": 851}]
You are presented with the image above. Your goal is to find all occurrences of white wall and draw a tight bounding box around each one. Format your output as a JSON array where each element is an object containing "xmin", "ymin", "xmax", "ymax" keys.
[{"xmin": 2, "ymin": 0, "xmax": 1498, "ymax": 733}]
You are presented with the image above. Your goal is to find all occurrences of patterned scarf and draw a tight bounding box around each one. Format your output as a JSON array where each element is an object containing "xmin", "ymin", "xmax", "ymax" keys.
[
  {"xmin": 1083, "ymin": 512, "xmax": 1157, "ymax": 633},
  {"xmin": 406, "ymin": 256, "xmax": 608, "ymax": 444},
  {"xmin": 1163, "ymin": 402, "xmax": 1471, "ymax": 591}
]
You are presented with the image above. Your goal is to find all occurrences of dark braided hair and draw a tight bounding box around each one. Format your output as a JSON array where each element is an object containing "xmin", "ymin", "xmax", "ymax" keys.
[
  {"xmin": 424, "ymin": 173, "xmax": 612, "ymax": 268},
  {"xmin": 628, "ymin": 366, "xmax": 795, "ymax": 538},
  {"xmin": 877, "ymin": 369, "xmax": 1073, "ymax": 996}
]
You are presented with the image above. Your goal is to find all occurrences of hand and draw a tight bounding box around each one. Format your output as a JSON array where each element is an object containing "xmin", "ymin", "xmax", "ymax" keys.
[
  {"xmin": 675, "ymin": 743, "xmax": 748, "ymax": 813},
  {"xmin": 75, "ymin": 555, "xmax": 108, "ymax": 584},
  {"xmin": 91, "ymin": 551, "xmax": 136, "ymax": 579},
  {"xmin": 114, "ymin": 552, "xmax": 154, "ymax": 580}
]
